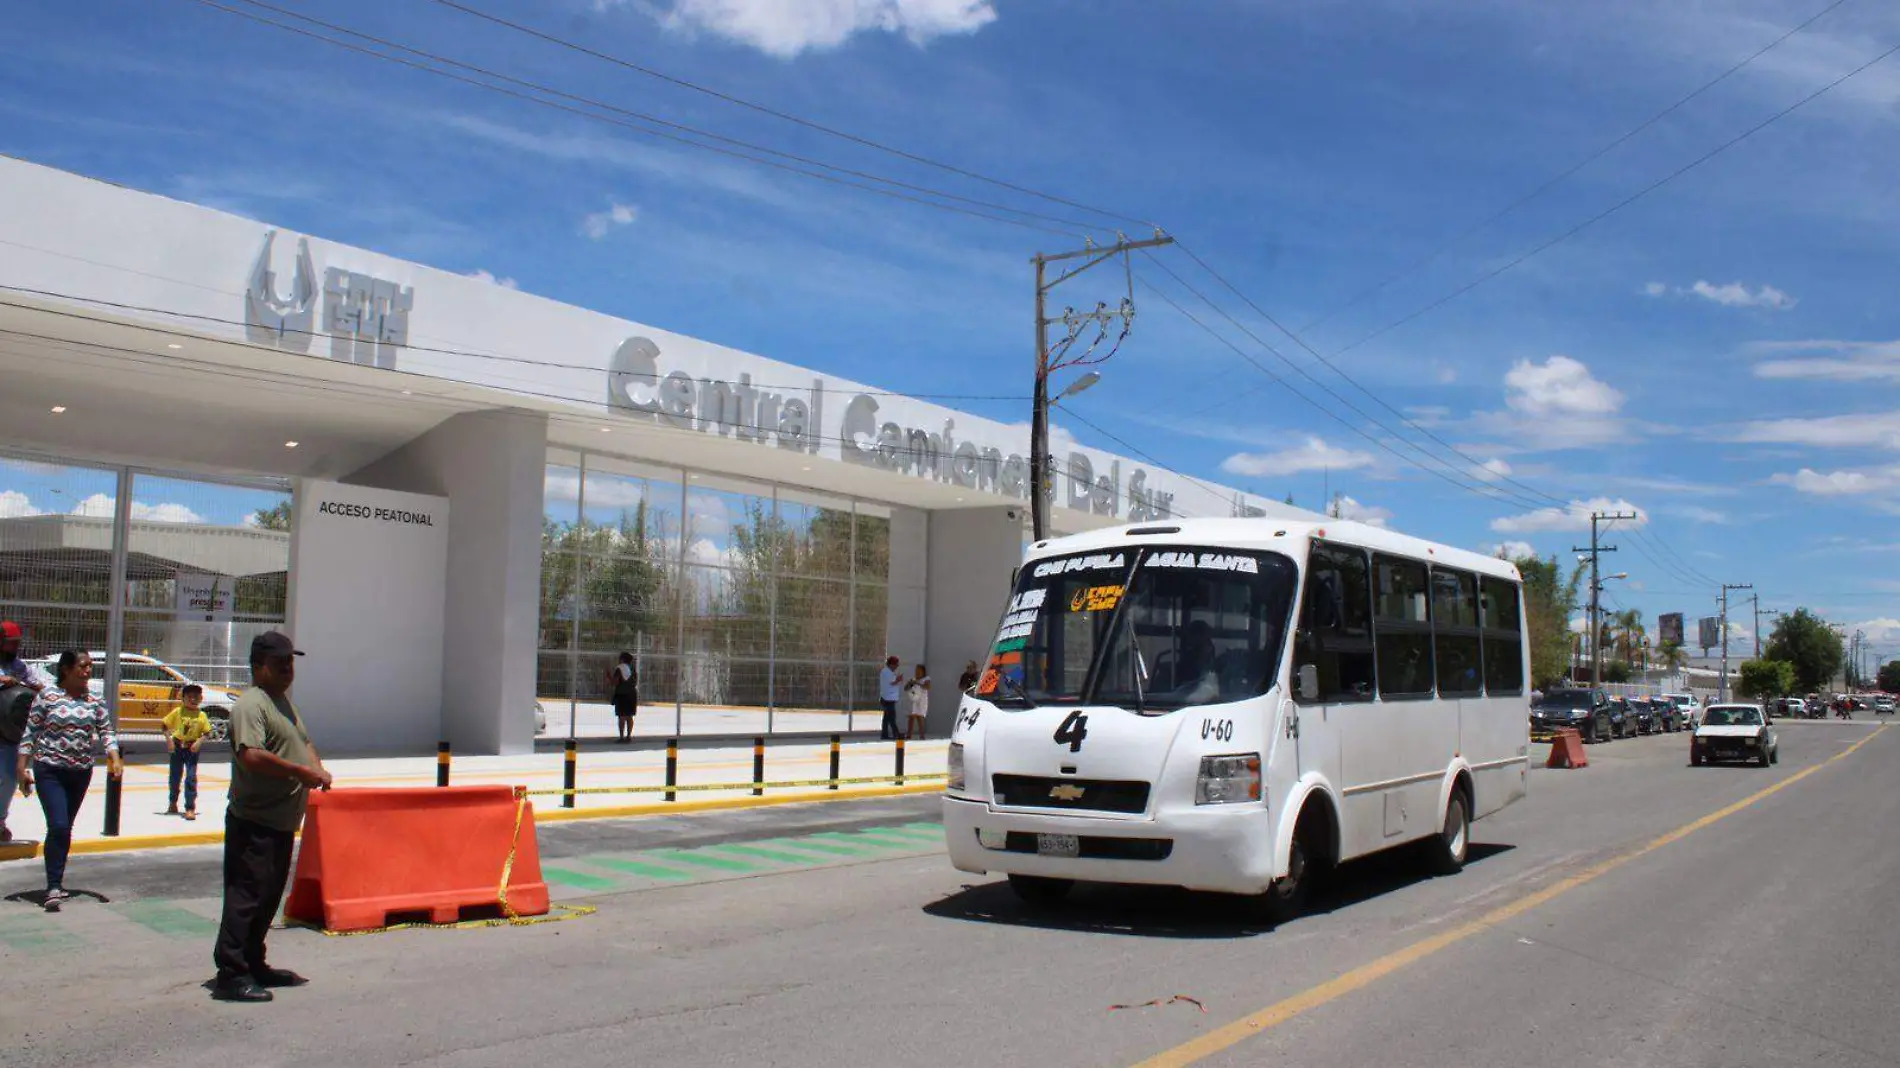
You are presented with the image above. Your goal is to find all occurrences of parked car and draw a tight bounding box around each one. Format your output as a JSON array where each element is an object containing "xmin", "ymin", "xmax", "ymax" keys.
[
  {"xmin": 1775, "ymin": 697, "xmax": 1807, "ymax": 720},
  {"xmin": 1662, "ymin": 692, "xmax": 1701, "ymax": 728},
  {"xmin": 31, "ymin": 653, "xmax": 244, "ymax": 742},
  {"xmin": 534, "ymin": 699, "xmax": 548, "ymax": 735},
  {"xmin": 1534, "ymin": 687, "xmax": 1612, "ymax": 743},
  {"xmin": 1606, "ymin": 697, "xmax": 1635, "ymax": 739},
  {"xmin": 1692, "ymin": 704, "xmax": 1779, "ymax": 767},
  {"xmin": 1874, "ymin": 695, "xmax": 1895, "ymax": 716},
  {"xmin": 1652, "ymin": 698, "xmax": 1680, "ymax": 733},
  {"xmin": 1628, "ymin": 698, "xmax": 1659, "ymax": 735}
]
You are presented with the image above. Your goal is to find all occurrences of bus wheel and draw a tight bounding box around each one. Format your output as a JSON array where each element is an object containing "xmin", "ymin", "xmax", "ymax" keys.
[
  {"xmin": 1425, "ymin": 790, "xmax": 1469, "ymax": 876},
  {"xmin": 1254, "ymin": 824, "xmax": 1316, "ymax": 924},
  {"xmin": 1007, "ymin": 874, "xmax": 1073, "ymax": 906}
]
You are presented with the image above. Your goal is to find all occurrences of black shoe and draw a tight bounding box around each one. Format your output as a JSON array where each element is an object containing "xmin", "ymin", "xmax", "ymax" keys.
[
  {"xmin": 212, "ymin": 977, "xmax": 274, "ymax": 1003},
  {"xmin": 253, "ymin": 967, "xmax": 308, "ymax": 989}
]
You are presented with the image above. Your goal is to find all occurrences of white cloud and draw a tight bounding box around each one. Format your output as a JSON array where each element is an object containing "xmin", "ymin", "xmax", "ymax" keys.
[
  {"xmin": 1474, "ymin": 457, "xmax": 1512, "ymax": 483},
  {"xmin": 1733, "ymin": 412, "xmax": 1900, "ymax": 451},
  {"xmin": 1483, "ymin": 540, "xmax": 1536, "ymax": 560},
  {"xmin": 1852, "ymin": 618, "xmax": 1900, "ymax": 647},
  {"xmin": 581, "ymin": 201, "xmax": 638, "ymax": 240},
  {"xmin": 1668, "ymin": 505, "xmax": 1731, "ymax": 525},
  {"xmin": 1504, "ymin": 355, "xmax": 1625, "ymax": 417},
  {"xmin": 1687, "ymin": 280, "xmax": 1796, "ymax": 310},
  {"xmin": 1329, "ymin": 494, "xmax": 1392, "ymax": 528},
  {"xmin": 637, "ymin": 0, "xmax": 999, "ymax": 58},
  {"xmin": 1491, "ymin": 497, "xmax": 1647, "ymax": 535},
  {"xmin": 545, "ymin": 470, "xmax": 650, "ymax": 511},
  {"xmin": 1751, "ymin": 339, "xmax": 1900, "ymax": 384},
  {"xmin": 1769, "ymin": 465, "xmax": 1900, "ymax": 497},
  {"xmin": 1642, "ymin": 281, "xmax": 1668, "ymax": 297},
  {"xmin": 0, "ymin": 490, "xmax": 41, "ymax": 519},
  {"xmin": 70, "ymin": 494, "xmax": 206, "ymax": 524},
  {"xmin": 1220, "ymin": 436, "xmax": 1375, "ymax": 479},
  {"xmin": 466, "ymin": 269, "xmax": 518, "ymax": 289}
]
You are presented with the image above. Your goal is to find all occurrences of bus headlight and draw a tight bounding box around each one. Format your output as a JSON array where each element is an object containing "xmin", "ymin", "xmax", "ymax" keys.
[
  {"xmin": 947, "ymin": 742, "xmax": 966, "ymax": 792},
  {"xmin": 1196, "ymin": 754, "xmax": 1261, "ymax": 805}
]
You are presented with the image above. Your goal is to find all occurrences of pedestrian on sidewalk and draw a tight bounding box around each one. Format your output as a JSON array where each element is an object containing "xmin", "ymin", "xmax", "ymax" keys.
[
  {"xmin": 0, "ymin": 619, "xmax": 51, "ymax": 843},
  {"xmin": 15, "ymin": 649, "xmax": 119, "ymax": 910},
  {"xmin": 212, "ymin": 632, "xmax": 331, "ymax": 1004},
  {"xmin": 608, "ymin": 652, "xmax": 638, "ymax": 744},
  {"xmin": 905, "ymin": 664, "xmax": 931, "ymax": 740},
  {"xmin": 164, "ymin": 684, "xmax": 213, "ymax": 820},
  {"xmin": 878, "ymin": 655, "xmax": 903, "ymax": 740}
]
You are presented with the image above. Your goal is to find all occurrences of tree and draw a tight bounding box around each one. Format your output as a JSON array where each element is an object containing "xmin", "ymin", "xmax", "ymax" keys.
[
  {"xmin": 1514, "ymin": 553, "xmax": 1585, "ymax": 690},
  {"xmin": 1879, "ymin": 659, "xmax": 1900, "ymax": 694},
  {"xmin": 251, "ymin": 501, "xmax": 292, "ymax": 532},
  {"xmin": 1657, "ymin": 639, "xmax": 1686, "ymax": 673},
  {"xmin": 1603, "ymin": 661, "xmax": 1632, "ymax": 683},
  {"xmin": 1762, "ymin": 609, "xmax": 1844, "ymax": 693},
  {"xmin": 1611, "ymin": 608, "xmax": 1646, "ymax": 669},
  {"xmin": 1736, "ymin": 659, "xmax": 1797, "ymax": 700}
]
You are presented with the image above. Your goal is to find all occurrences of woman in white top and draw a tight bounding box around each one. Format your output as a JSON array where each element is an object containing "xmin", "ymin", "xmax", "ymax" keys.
[
  {"xmin": 607, "ymin": 652, "xmax": 638, "ymax": 743},
  {"xmin": 904, "ymin": 664, "xmax": 930, "ymax": 740}
]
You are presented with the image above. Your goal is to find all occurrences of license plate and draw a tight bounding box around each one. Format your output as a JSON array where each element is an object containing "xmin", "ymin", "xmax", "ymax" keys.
[{"xmin": 1036, "ymin": 833, "xmax": 1080, "ymax": 858}]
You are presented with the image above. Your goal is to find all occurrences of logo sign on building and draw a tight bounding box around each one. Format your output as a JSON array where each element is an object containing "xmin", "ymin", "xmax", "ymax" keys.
[
  {"xmin": 605, "ymin": 336, "xmax": 1178, "ymax": 522},
  {"xmin": 1658, "ymin": 612, "xmax": 1684, "ymax": 646},
  {"xmin": 243, "ymin": 230, "xmax": 414, "ymax": 370},
  {"xmin": 175, "ymin": 572, "xmax": 236, "ymax": 623},
  {"xmin": 1697, "ymin": 616, "xmax": 1720, "ymax": 652}
]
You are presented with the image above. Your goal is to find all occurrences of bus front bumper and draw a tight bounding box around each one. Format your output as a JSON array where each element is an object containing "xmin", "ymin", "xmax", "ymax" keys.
[{"xmin": 941, "ymin": 795, "xmax": 1274, "ymax": 896}]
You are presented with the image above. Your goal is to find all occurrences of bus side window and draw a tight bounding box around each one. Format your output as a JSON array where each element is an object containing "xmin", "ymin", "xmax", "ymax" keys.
[
  {"xmin": 1481, "ymin": 577, "xmax": 1525, "ymax": 694},
  {"xmin": 1296, "ymin": 543, "xmax": 1376, "ymax": 702}
]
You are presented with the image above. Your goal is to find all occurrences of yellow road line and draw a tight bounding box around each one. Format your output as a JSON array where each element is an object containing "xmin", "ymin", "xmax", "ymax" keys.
[{"xmin": 1133, "ymin": 725, "xmax": 1888, "ymax": 1068}]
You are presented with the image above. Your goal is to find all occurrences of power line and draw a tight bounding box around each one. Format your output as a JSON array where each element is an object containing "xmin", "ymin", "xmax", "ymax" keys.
[
  {"xmin": 0, "ymin": 282, "xmax": 1031, "ymax": 402},
  {"xmin": 422, "ymin": 0, "xmax": 1156, "ymax": 231},
  {"xmin": 1330, "ymin": 35, "xmax": 1900, "ymax": 360},
  {"xmin": 1132, "ymin": 271, "xmax": 1541, "ymax": 509},
  {"xmin": 1297, "ymin": 0, "xmax": 1858, "ymax": 334},
  {"xmin": 181, "ymin": 0, "xmax": 1093, "ymax": 238},
  {"xmin": 1165, "ymin": 241, "xmax": 1571, "ymax": 510}
]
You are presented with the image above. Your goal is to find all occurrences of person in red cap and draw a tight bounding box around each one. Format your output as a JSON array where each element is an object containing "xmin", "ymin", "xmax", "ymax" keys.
[{"xmin": 0, "ymin": 620, "xmax": 50, "ymax": 842}]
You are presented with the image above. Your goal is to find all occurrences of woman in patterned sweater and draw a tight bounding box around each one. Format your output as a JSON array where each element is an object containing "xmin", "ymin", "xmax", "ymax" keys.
[{"xmin": 16, "ymin": 650, "xmax": 120, "ymax": 908}]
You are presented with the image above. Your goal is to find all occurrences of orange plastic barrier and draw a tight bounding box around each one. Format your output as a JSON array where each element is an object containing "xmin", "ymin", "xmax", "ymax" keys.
[
  {"xmin": 1545, "ymin": 728, "xmax": 1589, "ymax": 770},
  {"xmin": 285, "ymin": 785, "xmax": 549, "ymax": 932}
]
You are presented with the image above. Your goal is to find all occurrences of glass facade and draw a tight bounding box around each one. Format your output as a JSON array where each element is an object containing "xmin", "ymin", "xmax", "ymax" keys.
[
  {"xmin": 0, "ymin": 451, "xmax": 291, "ymax": 726},
  {"xmin": 540, "ymin": 451, "xmax": 922, "ymax": 737}
]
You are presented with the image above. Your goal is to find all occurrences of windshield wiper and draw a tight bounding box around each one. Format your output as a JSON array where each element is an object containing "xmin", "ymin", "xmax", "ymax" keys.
[
  {"xmin": 994, "ymin": 669, "xmax": 1038, "ymax": 709},
  {"xmin": 1128, "ymin": 623, "xmax": 1147, "ymax": 715}
]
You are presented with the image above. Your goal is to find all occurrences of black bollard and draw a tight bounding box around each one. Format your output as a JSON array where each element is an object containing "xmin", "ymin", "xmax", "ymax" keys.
[
  {"xmin": 102, "ymin": 764, "xmax": 123, "ymax": 837},
  {"xmin": 665, "ymin": 738, "xmax": 678, "ymax": 803},
  {"xmin": 829, "ymin": 734, "xmax": 841, "ymax": 791},
  {"xmin": 437, "ymin": 740, "xmax": 451, "ymax": 787},
  {"xmin": 895, "ymin": 737, "xmax": 906, "ymax": 786},
  {"xmin": 752, "ymin": 736, "xmax": 765, "ymax": 797},
  {"xmin": 562, "ymin": 739, "xmax": 577, "ymax": 810}
]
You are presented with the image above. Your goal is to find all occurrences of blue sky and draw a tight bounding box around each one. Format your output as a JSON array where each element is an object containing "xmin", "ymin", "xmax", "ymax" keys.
[{"xmin": 3, "ymin": 0, "xmax": 1897, "ymax": 662}]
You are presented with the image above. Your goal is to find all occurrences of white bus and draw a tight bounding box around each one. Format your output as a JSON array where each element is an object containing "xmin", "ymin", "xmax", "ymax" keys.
[{"xmin": 944, "ymin": 517, "xmax": 1531, "ymax": 918}]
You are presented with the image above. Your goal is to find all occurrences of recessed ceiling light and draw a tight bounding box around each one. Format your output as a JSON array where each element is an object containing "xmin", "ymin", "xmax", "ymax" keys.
[
  {"xmin": 600, "ymin": 427, "xmax": 611, "ymax": 433},
  {"xmin": 801, "ymin": 465, "xmax": 812, "ymax": 471},
  {"xmin": 166, "ymin": 343, "xmax": 182, "ymax": 350},
  {"xmin": 284, "ymin": 441, "xmax": 299, "ymax": 448},
  {"xmin": 49, "ymin": 406, "xmax": 66, "ymax": 414},
  {"xmin": 400, "ymin": 389, "xmax": 413, "ymax": 396}
]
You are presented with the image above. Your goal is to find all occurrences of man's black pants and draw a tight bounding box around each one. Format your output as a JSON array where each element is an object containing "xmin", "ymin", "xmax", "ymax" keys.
[
  {"xmin": 214, "ymin": 813, "xmax": 296, "ymax": 982},
  {"xmin": 880, "ymin": 700, "xmax": 901, "ymax": 740}
]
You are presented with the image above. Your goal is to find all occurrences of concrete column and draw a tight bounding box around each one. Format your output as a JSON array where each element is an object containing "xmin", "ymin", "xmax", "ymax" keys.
[
  {"xmin": 347, "ymin": 409, "xmax": 548, "ymax": 755},
  {"xmin": 924, "ymin": 505, "xmax": 1024, "ymax": 735},
  {"xmin": 885, "ymin": 506, "xmax": 928, "ymax": 667}
]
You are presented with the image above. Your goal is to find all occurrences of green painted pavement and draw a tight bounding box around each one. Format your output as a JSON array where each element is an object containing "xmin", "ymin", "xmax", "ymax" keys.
[
  {"xmin": 645, "ymin": 849, "xmax": 761, "ymax": 873},
  {"xmin": 584, "ymin": 858, "xmax": 693, "ymax": 881},
  {"xmin": 0, "ymin": 915, "xmax": 84, "ymax": 955},
  {"xmin": 117, "ymin": 900, "xmax": 218, "ymax": 939},
  {"xmin": 704, "ymin": 843, "xmax": 827, "ymax": 865},
  {"xmin": 541, "ymin": 866, "xmax": 621, "ymax": 892}
]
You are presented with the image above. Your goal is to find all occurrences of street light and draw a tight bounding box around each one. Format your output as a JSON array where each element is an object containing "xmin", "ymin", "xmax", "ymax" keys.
[
  {"xmin": 1055, "ymin": 371, "xmax": 1101, "ymax": 402},
  {"xmin": 1589, "ymin": 573, "xmax": 1629, "ymax": 685}
]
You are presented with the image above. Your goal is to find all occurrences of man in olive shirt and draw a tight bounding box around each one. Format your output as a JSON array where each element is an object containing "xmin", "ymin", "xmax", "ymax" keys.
[{"xmin": 212, "ymin": 632, "xmax": 332, "ymax": 1004}]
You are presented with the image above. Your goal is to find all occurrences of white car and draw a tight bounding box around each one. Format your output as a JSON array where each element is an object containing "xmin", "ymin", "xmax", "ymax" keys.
[
  {"xmin": 31, "ymin": 653, "xmax": 246, "ymax": 742},
  {"xmin": 534, "ymin": 700, "xmax": 548, "ymax": 735},
  {"xmin": 1691, "ymin": 703, "xmax": 1778, "ymax": 767},
  {"xmin": 1662, "ymin": 692, "xmax": 1702, "ymax": 728}
]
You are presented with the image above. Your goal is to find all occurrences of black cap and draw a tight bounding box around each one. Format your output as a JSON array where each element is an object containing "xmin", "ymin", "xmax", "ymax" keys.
[{"xmin": 251, "ymin": 632, "xmax": 305, "ymax": 660}]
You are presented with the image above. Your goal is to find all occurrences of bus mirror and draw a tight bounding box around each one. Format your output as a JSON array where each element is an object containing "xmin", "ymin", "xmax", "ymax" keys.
[{"xmin": 1295, "ymin": 664, "xmax": 1320, "ymax": 702}]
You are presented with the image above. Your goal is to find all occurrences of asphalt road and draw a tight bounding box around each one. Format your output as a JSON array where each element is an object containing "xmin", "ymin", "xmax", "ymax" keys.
[{"xmin": 1, "ymin": 721, "xmax": 1891, "ymax": 1068}]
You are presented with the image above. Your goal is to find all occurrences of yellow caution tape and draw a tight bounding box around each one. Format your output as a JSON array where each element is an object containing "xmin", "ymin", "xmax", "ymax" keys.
[
  {"xmin": 524, "ymin": 773, "xmax": 947, "ymax": 798},
  {"xmin": 290, "ymin": 786, "xmax": 596, "ymax": 938}
]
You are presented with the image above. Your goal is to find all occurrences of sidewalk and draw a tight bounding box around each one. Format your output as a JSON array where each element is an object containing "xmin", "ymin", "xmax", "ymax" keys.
[{"xmin": 0, "ymin": 738, "xmax": 949, "ymax": 854}]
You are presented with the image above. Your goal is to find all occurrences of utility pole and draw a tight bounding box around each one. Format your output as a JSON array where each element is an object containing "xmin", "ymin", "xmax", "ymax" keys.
[
  {"xmin": 1719, "ymin": 582, "xmax": 1753, "ymax": 702},
  {"xmin": 1574, "ymin": 510, "xmax": 1636, "ymax": 688},
  {"xmin": 1751, "ymin": 592, "xmax": 1762, "ymax": 660},
  {"xmin": 1031, "ymin": 232, "xmax": 1173, "ymax": 541}
]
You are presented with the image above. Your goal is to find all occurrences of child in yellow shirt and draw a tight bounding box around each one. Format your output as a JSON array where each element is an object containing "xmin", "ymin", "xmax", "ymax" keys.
[{"xmin": 163, "ymin": 685, "xmax": 213, "ymax": 820}]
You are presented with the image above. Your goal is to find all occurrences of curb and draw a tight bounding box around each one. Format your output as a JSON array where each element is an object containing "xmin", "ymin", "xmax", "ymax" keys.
[{"xmin": 1, "ymin": 782, "xmax": 947, "ymax": 860}]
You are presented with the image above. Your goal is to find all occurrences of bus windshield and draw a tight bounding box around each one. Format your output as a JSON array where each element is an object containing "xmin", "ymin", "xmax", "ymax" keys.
[{"xmin": 976, "ymin": 546, "xmax": 1298, "ymax": 713}]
